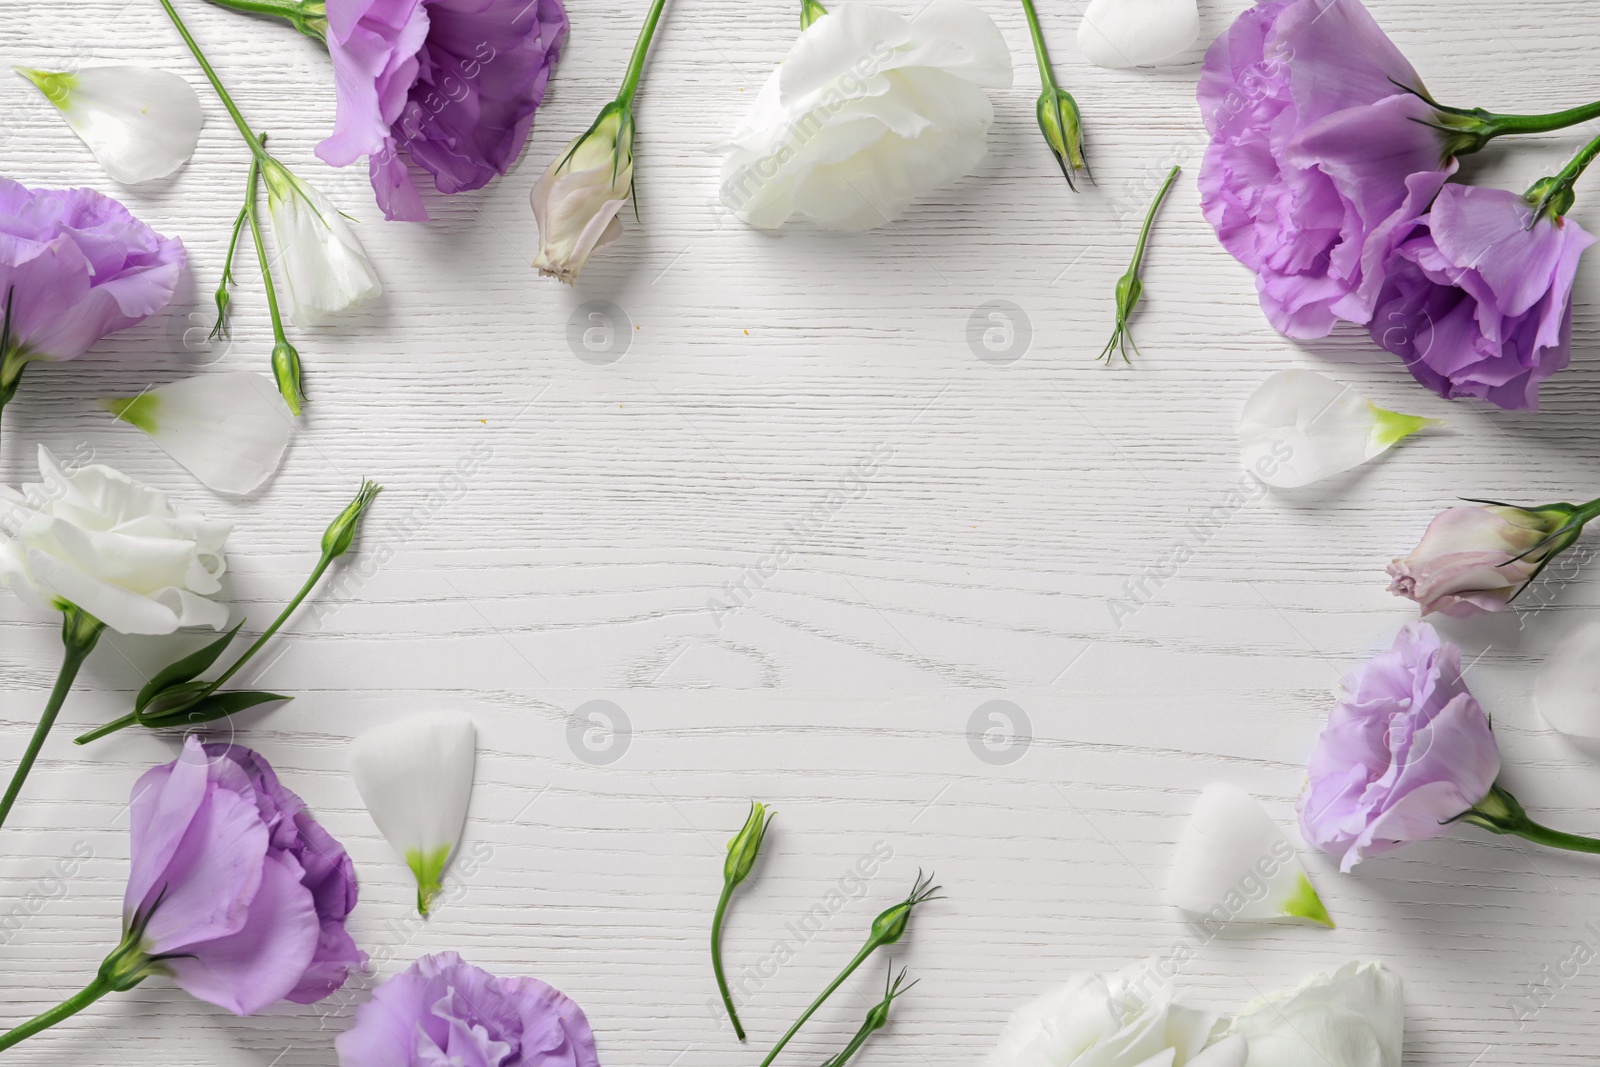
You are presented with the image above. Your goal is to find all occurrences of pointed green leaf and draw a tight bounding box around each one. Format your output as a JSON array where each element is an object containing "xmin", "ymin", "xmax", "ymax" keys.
[
  {"xmin": 135, "ymin": 621, "xmax": 244, "ymax": 712},
  {"xmin": 137, "ymin": 690, "xmax": 291, "ymax": 730}
]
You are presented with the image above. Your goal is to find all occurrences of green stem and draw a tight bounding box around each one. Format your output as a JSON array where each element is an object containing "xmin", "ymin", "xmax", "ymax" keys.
[
  {"xmin": 0, "ymin": 608, "xmax": 104, "ymax": 831},
  {"xmin": 1128, "ymin": 165, "xmax": 1181, "ymax": 280},
  {"xmin": 711, "ymin": 882, "xmax": 746, "ymax": 1041},
  {"xmin": 1462, "ymin": 783, "xmax": 1600, "ymax": 855},
  {"xmin": 201, "ymin": 0, "xmax": 327, "ymax": 37},
  {"xmin": 1480, "ymin": 99, "xmax": 1600, "ymax": 137},
  {"xmin": 206, "ymin": 554, "xmax": 332, "ymax": 692},
  {"xmin": 156, "ymin": 0, "xmax": 274, "ymax": 165},
  {"xmin": 761, "ymin": 943, "xmax": 875, "ymax": 1067},
  {"xmin": 0, "ymin": 976, "xmax": 114, "ymax": 1052},
  {"xmin": 241, "ymin": 148, "xmax": 290, "ymax": 350},
  {"xmin": 1018, "ymin": 0, "xmax": 1056, "ymax": 89},
  {"xmin": 616, "ymin": 0, "xmax": 669, "ymax": 108},
  {"xmin": 1528, "ymin": 130, "xmax": 1600, "ymax": 221}
]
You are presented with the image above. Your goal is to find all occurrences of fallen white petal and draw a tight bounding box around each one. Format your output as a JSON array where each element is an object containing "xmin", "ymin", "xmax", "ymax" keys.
[
  {"xmin": 1536, "ymin": 621, "xmax": 1600, "ymax": 740},
  {"xmin": 1169, "ymin": 783, "xmax": 1333, "ymax": 927},
  {"xmin": 18, "ymin": 66, "xmax": 203, "ymax": 184},
  {"xmin": 1221, "ymin": 961, "xmax": 1403, "ymax": 1067},
  {"xmin": 1079, "ymin": 0, "xmax": 1200, "ymax": 69},
  {"xmin": 350, "ymin": 711, "xmax": 477, "ymax": 915},
  {"xmin": 101, "ymin": 372, "xmax": 293, "ymax": 496},
  {"xmin": 1239, "ymin": 370, "xmax": 1438, "ymax": 489}
]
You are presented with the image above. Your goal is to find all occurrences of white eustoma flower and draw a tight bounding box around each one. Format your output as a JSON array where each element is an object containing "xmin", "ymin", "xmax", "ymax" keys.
[
  {"xmin": 16, "ymin": 66, "xmax": 203, "ymax": 184},
  {"xmin": 261, "ymin": 159, "xmax": 381, "ymax": 326},
  {"xmin": 988, "ymin": 965, "xmax": 1248, "ymax": 1067},
  {"xmin": 1169, "ymin": 783, "xmax": 1333, "ymax": 928},
  {"xmin": 0, "ymin": 445, "xmax": 230, "ymax": 634},
  {"xmin": 1239, "ymin": 370, "xmax": 1438, "ymax": 489},
  {"xmin": 532, "ymin": 103, "xmax": 634, "ymax": 284},
  {"xmin": 101, "ymin": 372, "xmax": 293, "ymax": 496},
  {"xmin": 717, "ymin": 0, "xmax": 1012, "ymax": 232},
  {"xmin": 1535, "ymin": 622, "xmax": 1600, "ymax": 740},
  {"xmin": 1219, "ymin": 961, "xmax": 1403, "ymax": 1067},
  {"xmin": 350, "ymin": 711, "xmax": 477, "ymax": 915},
  {"xmin": 1078, "ymin": 0, "xmax": 1199, "ymax": 69}
]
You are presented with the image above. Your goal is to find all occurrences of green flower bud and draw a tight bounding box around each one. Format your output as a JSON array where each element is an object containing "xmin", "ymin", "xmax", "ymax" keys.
[
  {"xmin": 322, "ymin": 480, "xmax": 383, "ymax": 561},
  {"xmin": 724, "ymin": 800, "xmax": 772, "ymax": 887},
  {"xmin": 867, "ymin": 870, "xmax": 939, "ymax": 948},
  {"xmin": 1037, "ymin": 87, "xmax": 1089, "ymax": 190},
  {"xmin": 271, "ymin": 339, "xmax": 305, "ymax": 416},
  {"xmin": 800, "ymin": 0, "xmax": 827, "ymax": 29}
]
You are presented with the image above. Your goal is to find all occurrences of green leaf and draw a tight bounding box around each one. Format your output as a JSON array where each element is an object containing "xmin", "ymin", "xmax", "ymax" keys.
[
  {"xmin": 135, "ymin": 622, "xmax": 244, "ymax": 712},
  {"xmin": 137, "ymin": 690, "xmax": 291, "ymax": 730}
]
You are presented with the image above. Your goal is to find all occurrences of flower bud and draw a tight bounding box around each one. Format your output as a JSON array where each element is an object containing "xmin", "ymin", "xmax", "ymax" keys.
[
  {"xmin": 272, "ymin": 339, "xmax": 305, "ymax": 416},
  {"xmin": 532, "ymin": 102, "xmax": 635, "ymax": 284},
  {"xmin": 322, "ymin": 479, "xmax": 383, "ymax": 561},
  {"xmin": 723, "ymin": 800, "xmax": 771, "ymax": 886},
  {"xmin": 1036, "ymin": 87, "xmax": 1088, "ymax": 189},
  {"xmin": 868, "ymin": 870, "xmax": 938, "ymax": 947}
]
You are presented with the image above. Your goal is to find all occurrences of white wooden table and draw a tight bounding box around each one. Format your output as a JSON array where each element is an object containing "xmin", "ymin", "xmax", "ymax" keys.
[{"xmin": 3, "ymin": 1, "xmax": 1600, "ymax": 1063}]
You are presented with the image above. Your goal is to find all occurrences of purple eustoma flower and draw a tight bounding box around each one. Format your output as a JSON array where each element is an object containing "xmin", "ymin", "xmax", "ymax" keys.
[
  {"xmin": 316, "ymin": 0, "xmax": 570, "ymax": 221},
  {"xmin": 0, "ymin": 738, "xmax": 365, "ymax": 1054},
  {"xmin": 1299, "ymin": 622, "xmax": 1500, "ymax": 871},
  {"xmin": 336, "ymin": 951, "xmax": 601, "ymax": 1067},
  {"xmin": 1197, "ymin": 0, "xmax": 1456, "ymax": 339},
  {"xmin": 0, "ymin": 176, "xmax": 184, "ymax": 419},
  {"xmin": 124, "ymin": 737, "xmax": 366, "ymax": 1013},
  {"xmin": 1370, "ymin": 183, "xmax": 1595, "ymax": 410}
]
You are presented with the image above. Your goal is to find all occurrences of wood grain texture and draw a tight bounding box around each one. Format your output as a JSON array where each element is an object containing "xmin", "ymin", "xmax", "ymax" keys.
[{"xmin": 3, "ymin": 0, "xmax": 1600, "ymax": 1062}]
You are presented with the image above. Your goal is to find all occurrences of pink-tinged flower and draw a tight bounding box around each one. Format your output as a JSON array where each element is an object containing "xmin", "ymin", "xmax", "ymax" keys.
[
  {"xmin": 336, "ymin": 951, "xmax": 600, "ymax": 1067},
  {"xmin": 1298, "ymin": 622, "xmax": 1500, "ymax": 871},
  {"xmin": 1388, "ymin": 499, "xmax": 1590, "ymax": 617},
  {"xmin": 1197, "ymin": 0, "xmax": 1455, "ymax": 338},
  {"xmin": 0, "ymin": 176, "xmax": 184, "ymax": 419},
  {"xmin": 123, "ymin": 738, "xmax": 365, "ymax": 1012},
  {"xmin": 315, "ymin": 0, "xmax": 569, "ymax": 222},
  {"xmin": 1370, "ymin": 183, "xmax": 1595, "ymax": 411}
]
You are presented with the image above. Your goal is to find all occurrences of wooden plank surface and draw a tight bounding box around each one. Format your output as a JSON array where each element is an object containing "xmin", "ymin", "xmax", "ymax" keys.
[{"xmin": 3, "ymin": 0, "xmax": 1600, "ymax": 1063}]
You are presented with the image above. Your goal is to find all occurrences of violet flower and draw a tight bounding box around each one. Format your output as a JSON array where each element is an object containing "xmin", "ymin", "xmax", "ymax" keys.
[
  {"xmin": 1371, "ymin": 177, "xmax": 1597, "ymax": 412},
  {"xmin": 0, "ymin": 177, "xmax": 184, "ymax": 430},
  {"xmin": 1388, "ymin": 495, "xmax": 1600, "ymax": 617},
  {"xmin": 1198, "ymin": 0, "xmax": 1600, "ymax": 340},
  {"xmin": 1300, "ymin": 623, "xmax": 1600, "ymax": 873},
  {"xmin": 0, "ymin": 738, "xmax": 363, "ymax": 1052},
  {"xmin": 203, "ymin": 0, "xmax": 569, "ymax": 222},
  {"xmin": 335, "ymin": 951, "xmax": 600, "ymax": 1067}
]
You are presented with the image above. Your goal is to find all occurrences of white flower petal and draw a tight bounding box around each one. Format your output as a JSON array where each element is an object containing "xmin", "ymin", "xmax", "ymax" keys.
[
  {"xmin": 987, "ymin": 964, "xmax": 1223, "ymax": 1067},
  {"xmin": 1169, "ymin": 783, "xmax": 1332, "ymax": 927},
  {"xmin": 102, "ymin": 372, "xmax": 293, "ymax": 496},
  {"xmin": 18, "ymin": 66, "xmax": 203, "ymax": 184},
  {"xmin": 1078, "ymin": 0, "xmax": 1200, "ymax": 69},
  {"xmin": 350, "ymin": 711, "xmax": 477, "ymax": 915},
  {"xmin": 0, "ymin": 445, "xmax": 230, "ymax": 634},
  {"xmin": 1221, "ymin": 961, "xmax": 1403, "ymax": 1067},
  {"xmin": 264, "ymin": 162, "xmax": 381, "ymax": 326},
  {"xmin": 1239, "ymin": 370, "xmax": 1438, "ymax": 489},
  {"xmin": 1535, "ymin": 621, "xmax": 1600, "ymax": 740},
  {"xmin": 717, "ymin": 0, "xmax": 1011, "ymax": 232}
]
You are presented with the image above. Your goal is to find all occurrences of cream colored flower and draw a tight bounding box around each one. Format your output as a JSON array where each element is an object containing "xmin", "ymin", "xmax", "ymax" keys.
[
  {"xmin": 16, "ymin": 66, "xmax": 203, "ymax": 184},
  {"xmin": 0, "ymin": 445, "xmax": 230, "ymax": 634},
  {"xmin": 717, "ymin": 0, "xmax": 1011, "ymax": 231}
]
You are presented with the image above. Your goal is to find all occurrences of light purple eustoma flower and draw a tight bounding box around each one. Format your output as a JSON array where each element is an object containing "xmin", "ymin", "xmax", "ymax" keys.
[
  {"xmin": 1198, "ymin": 0, "xmax": 1457, "ymax": 339},
  {"xmin": 0, "ymin": 739, "xmax": 366, "ymax": 1054},
  {"xmin": 1369, "ymin": 184, "xmax": 1596, "ymax": 410},
  {"xmin": 317, "ymin": 0, "xmax": 569, "ymax": 221},
  {"xmin": 336, "ymin": 951, "xmax": 600, "ymax": 1067},
  {"xmin": 126, "ymin": 737, "xmax": 364, "ymax": 1014},
  {"xmin": 1298, "ymin": 622, "xmax": 1500, "ymax": 871},
  {"xmin": 0, "ymin": 176, "xmax": 184, "ymax": 414}
]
